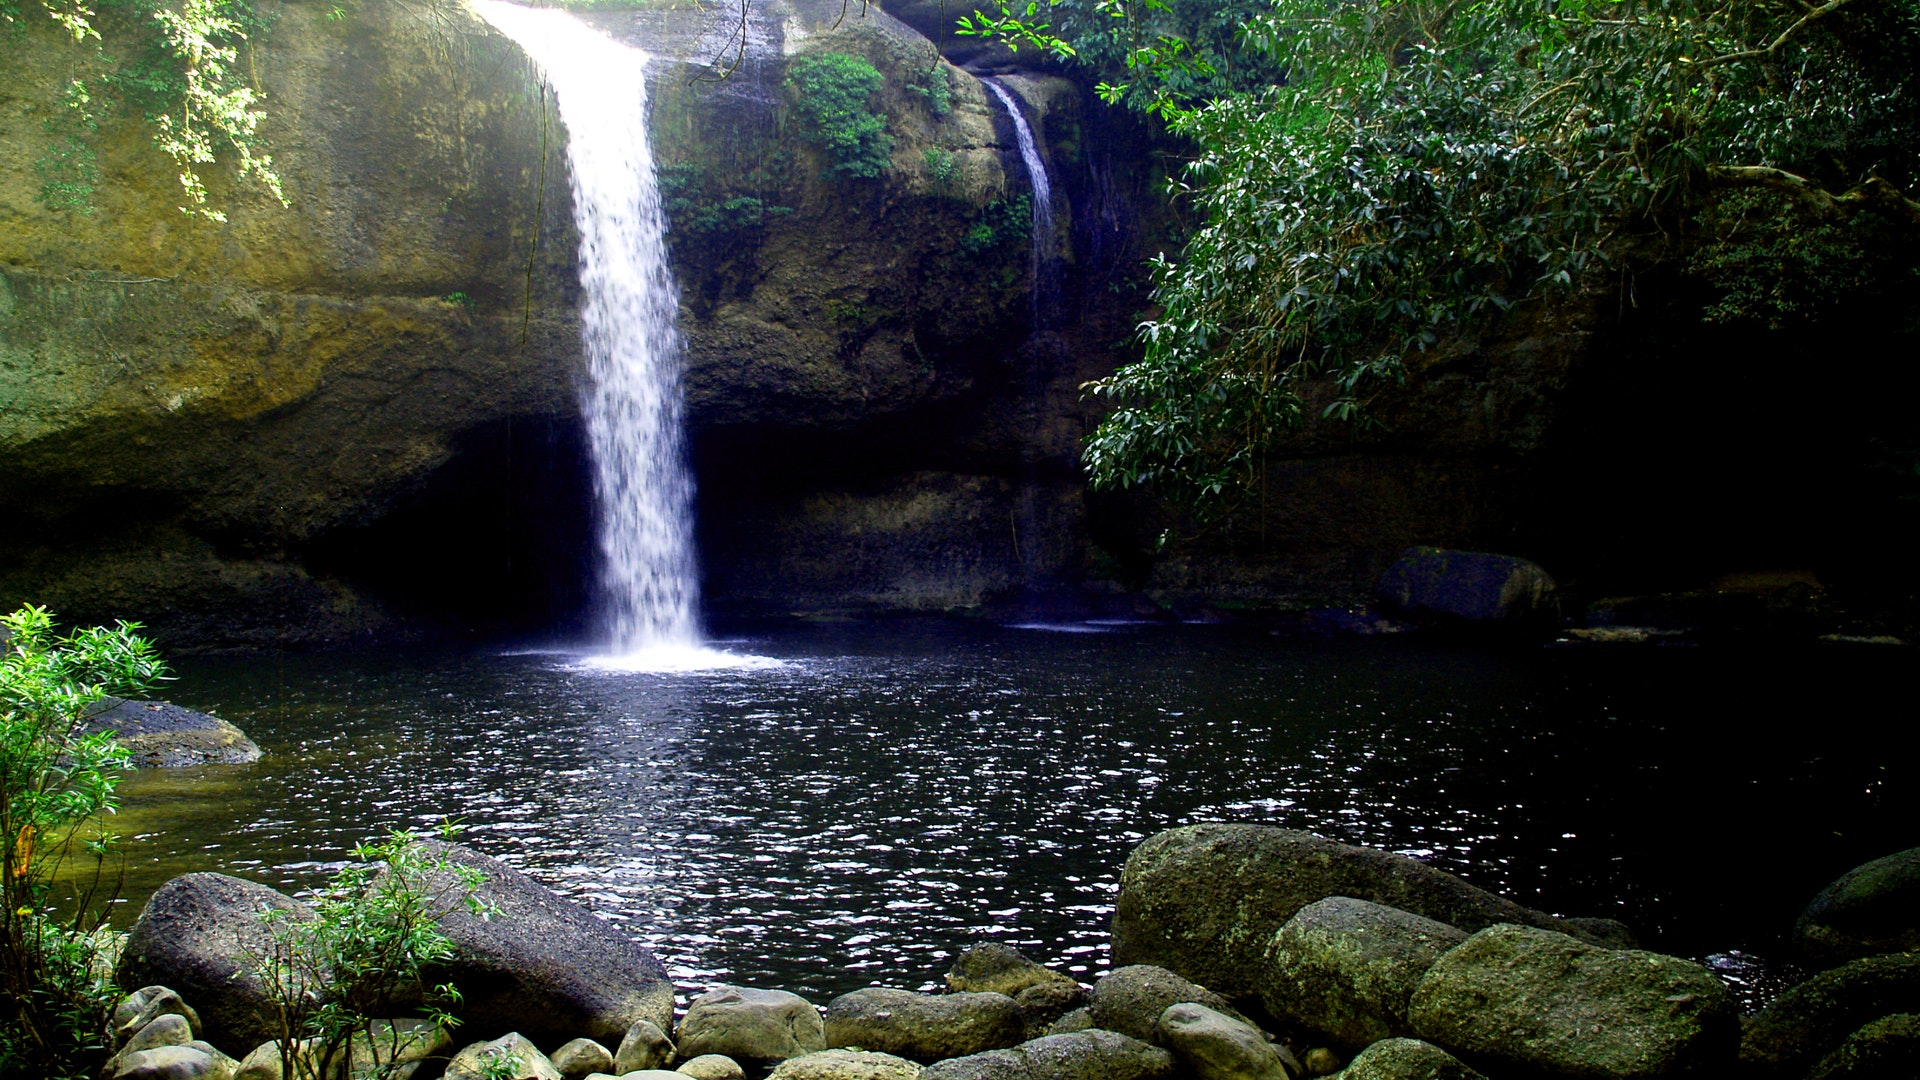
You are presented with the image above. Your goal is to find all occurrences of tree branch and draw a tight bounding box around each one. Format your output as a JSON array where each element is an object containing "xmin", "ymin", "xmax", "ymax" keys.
[
  {"xmin": 1689, "ymin": 0, "xmax": 1863, "ymax": 68},
  {"xmin": 1709, "ymin": 165, "xmax": 1920, "ymax": 225}
]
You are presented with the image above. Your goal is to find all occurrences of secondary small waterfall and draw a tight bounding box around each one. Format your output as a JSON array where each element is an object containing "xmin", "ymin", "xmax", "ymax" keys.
[
  {"xmin": 984, "ymin": 79, "xmax": 1058, "ymax": 322},
  {"xmin": 477, "ymin": 1, "xmax": 716, "ymax": 666}
]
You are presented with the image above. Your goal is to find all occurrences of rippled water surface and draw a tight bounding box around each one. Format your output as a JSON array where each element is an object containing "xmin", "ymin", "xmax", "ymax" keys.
[{"xmin": 109, "ymin": 623, "xmax": 1916, "ymax": 1004}]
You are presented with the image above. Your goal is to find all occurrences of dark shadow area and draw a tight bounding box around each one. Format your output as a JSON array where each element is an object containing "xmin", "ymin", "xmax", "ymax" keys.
[{"xmin": 307, "ymin": 414, "xmax": 597, "ymax": 637}]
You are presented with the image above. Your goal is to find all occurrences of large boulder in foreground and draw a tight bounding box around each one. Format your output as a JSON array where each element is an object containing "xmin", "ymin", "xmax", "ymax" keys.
[
  {"xmin": 1407, "ymin": 924, "xmax": 1737, "ymax": 1078},
  {"xmin": 824, "ymin": 988, "xmax": 1025, "ymax": 1062},
  {"xmin": 116, "ymin": 873, "xmax": 311, "ymax": 1055},
  {"xmin": 1112, "ymin": 824, "xmax": 1617, "ymax": 999},
  {"xmin": 1374, "ymin": 547, "xmax": 1557, "ymax": 624},
  {"xmin": 920, "ymin": 1029, "xmax": 1174, "ymax": 1080},
  {"xmin": 1795, "ymin": 848, "xmax": 1920, "ymax": 968},
  {"xmin": 413, "ymin": 840, "xmax": 674, "ymax": 1047},
  {"xmin": 1741, "ymin": 952, "xmax": 1920, "ymax": 1078},
  {"xmin": 84, "ymin": 698, "xmax": 262, "ymax": 767},
  {"xmin": 1262, "ymin": 896, "xmax": 1467, "ymax": 1049},
  {"xmin": 1806, "ymin": 1014, "xmax": 1920, "ymax": 1080}
]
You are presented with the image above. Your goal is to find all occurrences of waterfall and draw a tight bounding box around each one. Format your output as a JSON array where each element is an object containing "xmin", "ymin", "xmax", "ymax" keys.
[
  {"xmin": 984, "ymin": 79, "xmax": 1057, "ymax": 321},
  {"xmin": 478, "ymin": 2, "xmax": 743, "ymax": 670}
]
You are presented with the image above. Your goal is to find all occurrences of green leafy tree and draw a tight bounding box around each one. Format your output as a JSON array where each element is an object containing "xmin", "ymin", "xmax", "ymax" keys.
[
  {"xmin": 1059, "ymin": 0, "xmax": 1920, "ymax": 519},
  {"xmin": 0, "ymin": 605, "xmax": 169, "ymax": 1079},
  {"xmin": 252, "ymin": 827, "xmax": 490, "ymax": 1080},
  {"xmin": 6, "ymin": 0, "xmax": 288, "ymax": 220},
  {"xmin": 784, "ymin": 52, "xmax": 895, "ymax": 179}
]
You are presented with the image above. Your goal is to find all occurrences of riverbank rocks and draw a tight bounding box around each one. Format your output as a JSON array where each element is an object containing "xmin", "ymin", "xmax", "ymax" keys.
[
  {"xmin": 676, "ymin": 1056, "xmax": 749, "ymax": 1080},
  {"xmin": 1112, "ymin": 825, "xmax": 1615, "ymax": 999},
  {"xmin": 1407, "ymin": 924, "xmax": 1736, "ymax": 1078},
  {"xmin": 1088, "ymin": 965, "xmax": 1250, "ymax": 1043},
  {"xmin": 231, "ymin": 1018, "xmax": 449, "ymax": 1080},
  {"xmin": 1740, "ymin": 952, "xmax": 1920, "ymax": 1077},
  {"xmin": 920, "ymin": 1029, "xmax": 1175, "ymax": 1080},
  {"xmin": 447, "ymin": 1033, "xmax": 561, "ymax": 1080},
  {"xmin": 105, "ymin": 1042, "xmax": 240, "ymax": 1080},
  {"xmin": 677, "ymin": 986, "xmax": 827, "ymax": 1066},
  {"xmin": 84, "ymin": 698, "xmax": 262, "ymax": 767},
  {"xmin": 767, "ymin": 1049, "xmax": 926, "ymax": 1080},
  {"xmin": 946, "ymin": 944, "xmax": 1079, "ymax": 998},
  {"xmin": 1154, "ymin": 1003, "xmax": 1293, "ymax": 1080},
  {"xmin": 1374, "ymin": 547, "xmax": 1557, "ymax": 624},
  {"xmin": 117, "ymin": 873, "xmax": 311, "ymax": 1055},
  {"xmin": 824, "ymin": 987, "xmax": 1025, "ymax": 1062},
  {"xmin": 1806, "ymin": 1014, "xmax": 1920, "ymax": 1080},
  {"xmin": 616, "ymin": 1020, "xmax": 676, "ymax": 1072},
  {"xmin": 1339, "ymin": 1039, "xmax": 1484, "ymax": 1080},
  {"xmin": 412, "ymin": 840, "xmax": 675, "ymax": 1046},
  {"xmin": 115, "ymin": 986, "xmax": 204, "ymax": 1047},
  {"xmin": 1795, "ymin": 848, "xmax": 1920, "ymax": 967},
  {"xmin": 1262, "ymin": 897, "xmax": 1467, "ymax": 1048},
  {"xmin": 551, "ymin": 1037, "xmax": 616, "ymax": 1079}
]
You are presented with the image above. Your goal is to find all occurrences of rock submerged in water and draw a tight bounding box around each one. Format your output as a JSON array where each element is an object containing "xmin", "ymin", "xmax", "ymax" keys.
[
  {"xmin": 1374, "ymin": 546, "xmax": 1557, "ymax": 624},
  {"xmin": 1407, "ymin": 924, "xmax": 1737, "ymax": 1078},
  {"xmin": 1261, "ymin": 896, "xmax": 1467, "ymax": 1049},
  {"xmin": 84, "ymin": 697, "xmax": 262, "ymax": 767},
  {"xmin": 823, "ymin": 987, "xmax": 1025, "ymax": 1062},
  {"xmin": 1795, "ymin": 847, "xmax": 1920, "ymax": 968},
  {"xmin": 1111, "ymin": 824, "xmax": 1623, "ymax": 999}
]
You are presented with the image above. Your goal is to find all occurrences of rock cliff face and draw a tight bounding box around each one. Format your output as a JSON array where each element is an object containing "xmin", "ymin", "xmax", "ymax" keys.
[{"xmin": 8, "ymin": 0, "xmax": 1788, "ymax": 645}]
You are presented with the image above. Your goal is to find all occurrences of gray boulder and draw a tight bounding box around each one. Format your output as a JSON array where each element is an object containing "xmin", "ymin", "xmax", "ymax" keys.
[
  {"xmin": 1112, "ymin": 824, "xmax": 1620, "ymax": 999},
  {"xmin": 1408, "ymin": 924, "xmax": 1737, "ymax": 1078},
  {"xmin": 1262, "ymin": 896, "xmax": 1467, "ymax": 1048},
  {"xmin": 1741, "ymin": 952, "xmax": 1920, "ymax": 1078},
  {"xmin": 445, "ymin": 1033, "xmax": 561, "ymax": 1080},
  {"xmin": 104, "ymin": 1043, "xmax": 238, "ymax": 1080},
  {"xmin": 946, "ymin": 944, "xmax": 1079, "ymax": 998},
  {"xmin": 1806, "ymin": 1014, "xmax": 1920, "ymax": 1080},
  {"xmin": 114, "ymin": 986, "xmax": 204, "ymax": 1047},
  {"xmin": 1374, "ymin": 547, "xmax": 1557, "ymax": 624},
  {"xmin": 413, "ymin": 840, "xmax": 675, "ymax": 1046},
  {"xmin": 107, "ymin": 1013, "xmax": 196, "ymax": 1075},
  {"xmin": 767, "ymin": 1049, "xmax": 926, "ymax": 1079},
  {"xmin": 1154, "ymin": 1003, "xmax": 1292, "ymax": 1080},
  {"xmin": 676, "ymin": 986, "xmax": 826, "ymax": 1066},
  {"xmin": 84, "ymin": 698, "xmax": 263, "ymax": 767},
  {"xmin": 824, "ymin": 987, "xmax": 1024, "ymax": 1062},
  {"xmin": 1013, "ymin": 981, "xmax": 1088, "ymax": 1039},
  {"xmin": 1795, "ymin": 848, "xmax": 1920, "ymax": 967},
  {"xmin": 920, "ymin": 1029, "xmax": 1175, "ymax": 1080},
  {"xmin": 676, "ymin": 1055, "xmax": 749, "ymax": 1080},
  {"xmin": 1088, "ymin": 965, "xmax": 1250, "ymax": 1044},
  {"xmin": 1338, "ymin": 1039, "xmax": 1484, "ymax": 1080},
  {"xmin": 1046, "ymin": 1009, "xmax": 1094, "ymax": 1036},
  {"xmin": 615, "ymin": 1019, "xmax": 676, "ymax": 1073},
  {"xmin": 117, "ymin": 873, "xmax": 312, "ymax": 1056},
  {"xmin": 550, "ymin": 1038, "xmax": 615, "ymax": 1079}
]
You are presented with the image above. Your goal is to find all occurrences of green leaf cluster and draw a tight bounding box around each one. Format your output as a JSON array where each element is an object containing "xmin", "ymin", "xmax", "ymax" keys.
[
  {"xmin": 1079, "ymin": 0, "xmax": 1920, "ymax": 517},
  {"xmin": 0, "ymin": 605, "xmax": 168, "ymax": 1079},
  {"xmin": 959, "ymin": 194, "xmax": 1032, "ymax": 254},
  {"xmin": 7, "ymin": 0, "xmax": 287, "ymax": 221},
  {"xmin": 783, "ymin": 52, "xmax": 895, "ymax": 179},
  {"xmin": 251, "ymin": 827, "xmax": 492, "ymax": 1080}
]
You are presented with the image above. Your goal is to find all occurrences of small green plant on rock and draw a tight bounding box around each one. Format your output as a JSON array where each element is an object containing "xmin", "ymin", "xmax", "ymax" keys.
[
  {"xmin": 909, "ymin": 61, "xmax": 950, "ymax": 118},
  {"xmin": 252, "ymin": 825, "xmax": 492, "ymax": 1080},
  {"xmin": 0, "ymin": 605, "xmax": 169, "ymax": 1080},
  {"xmin": 784, "ymin": 52, "xmax": 894, "ymax": 180},
  {"xmin": 923, "ymin": 146, "xmax": 954, "ymax": 186},
  {"xmin": 959, "ymin": 194, "xmax": 1031, "ymax": 255}
]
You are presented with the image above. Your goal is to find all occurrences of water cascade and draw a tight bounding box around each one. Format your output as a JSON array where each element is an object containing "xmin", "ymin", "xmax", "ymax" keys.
[
  {"xmin": 984, "ymin": 80, "xmax": 1058, "ymax": 322},
  {"xmin": 477, "ymin": 2, "xmax": 735, "ymax": 669}
]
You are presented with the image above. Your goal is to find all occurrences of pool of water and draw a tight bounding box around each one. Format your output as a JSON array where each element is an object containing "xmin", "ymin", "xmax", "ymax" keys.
[{"xmin": 103, "ymin": 621, "xmax": 1916, "ymax": 1008}]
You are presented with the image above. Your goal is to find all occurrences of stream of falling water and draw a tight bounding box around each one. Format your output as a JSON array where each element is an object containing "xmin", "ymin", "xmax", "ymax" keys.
[
  {"xmin": 476, "ymin": 3, "xmax": 762, "ymax": 671},
  {"xmin": 985, "ymin": 80, "xmax": 1057, "ymax": 321}
]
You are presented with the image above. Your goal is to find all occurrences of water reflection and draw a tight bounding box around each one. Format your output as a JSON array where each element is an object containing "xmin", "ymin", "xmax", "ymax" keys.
[{"xmin": 109, "ymin": 623, "xmax": 1915, "ymax": 1006}]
